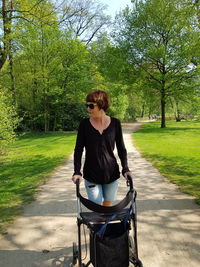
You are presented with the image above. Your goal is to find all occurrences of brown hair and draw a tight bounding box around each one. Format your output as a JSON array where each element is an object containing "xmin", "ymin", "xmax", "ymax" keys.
[{"xmin": 86, "ymin": 90, "xmax": 110, "ymax": 111}]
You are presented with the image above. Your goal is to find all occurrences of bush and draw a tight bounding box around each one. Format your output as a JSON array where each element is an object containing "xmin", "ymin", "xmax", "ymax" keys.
[
  {"xmin": 107, "ymin": 84, "xmax": 129, "ymax": 120},
  {"xmin": 63, "ymin": 103, "xmax": 88, "ymax": 130},
  {"xmin": 0, "ymin": 90, "xmax": 19, "ymax": 154}
]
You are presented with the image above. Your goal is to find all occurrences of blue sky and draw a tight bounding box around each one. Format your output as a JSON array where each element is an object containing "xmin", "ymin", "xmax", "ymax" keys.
[{"xmin": 100, "ymin": 0, "xmax": 132, "ymax": 18}]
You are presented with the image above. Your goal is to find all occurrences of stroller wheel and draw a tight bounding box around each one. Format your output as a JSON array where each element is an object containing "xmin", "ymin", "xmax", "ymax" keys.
[
  {"xmin": 129, "ymin": 236, "xmax": 137, "ymax": 260},
  {"xmin": 72, "ymin": 242, "xmax": 78, "ymax": 266},
  {"xmin": 129, "ymin": 236, "xmax": 143, "ymax": 267},
  {"xmin": 130, "ymin": 258, "xmax": 143, "ymax": 267},
  {"xmin": 135, "ymin": 259, "xmax": 143, "ymax": 267}
]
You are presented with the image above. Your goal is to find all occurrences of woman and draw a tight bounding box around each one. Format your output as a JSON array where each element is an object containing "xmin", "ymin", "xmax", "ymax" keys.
[{"xmin": 72, "ymin": 90, "xmax": 132, "ymax": 206}]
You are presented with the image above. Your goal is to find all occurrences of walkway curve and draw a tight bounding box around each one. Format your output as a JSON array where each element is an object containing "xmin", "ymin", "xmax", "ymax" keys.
[{"xmin": 0, "ymin": 123, "xmax": 199, "ymax": 267}]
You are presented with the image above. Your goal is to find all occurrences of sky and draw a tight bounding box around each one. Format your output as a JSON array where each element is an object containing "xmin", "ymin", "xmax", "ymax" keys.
[{"xmin": 100, "ymin": 0, "xmax": 132, "ymax": 18}]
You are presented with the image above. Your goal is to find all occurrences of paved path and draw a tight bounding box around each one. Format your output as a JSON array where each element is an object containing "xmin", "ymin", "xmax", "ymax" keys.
[{"xmin": 0, "ymin": 123, "xmax": 200, "ymax": 267}]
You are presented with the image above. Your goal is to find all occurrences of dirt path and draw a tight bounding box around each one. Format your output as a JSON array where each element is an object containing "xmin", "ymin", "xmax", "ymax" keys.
[{"xmin": 0, "ymin": 123, "xmax": 200, "ymax": 267}]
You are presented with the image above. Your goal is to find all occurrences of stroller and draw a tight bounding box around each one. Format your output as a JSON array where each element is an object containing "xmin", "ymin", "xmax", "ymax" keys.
[{"xmin": 72, "ymin": 176, "xmax": 143, "ymax": 267}]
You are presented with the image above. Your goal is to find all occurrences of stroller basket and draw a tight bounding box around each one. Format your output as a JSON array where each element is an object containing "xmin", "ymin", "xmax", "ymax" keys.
[
  {"xmin": 90, "ymin": 222, "xmax": 129, "ymax": 267},
  {"xmin": 73, "ymin": 176, "xmax": 143, "ymax": 267}
]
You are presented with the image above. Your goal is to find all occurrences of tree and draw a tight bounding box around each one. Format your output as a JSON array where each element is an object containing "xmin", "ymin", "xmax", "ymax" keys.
[
  {"xmin": 113, "ymin": 0, "xmax": 199, "ymax": 127},
  {"xmin": 0, "ymin": 0, "xmax": 105, "ymax": 132},
  {"xmin": 0, "ymin": 0, "xmax": 12, "ymax": 70},
  {"xmin": 57, "ymin": 0, "xmax": 111, "ymax": 44},
  {"xmin": 0, "ymin": 88, "xmax": 19, "ymax": 154}
]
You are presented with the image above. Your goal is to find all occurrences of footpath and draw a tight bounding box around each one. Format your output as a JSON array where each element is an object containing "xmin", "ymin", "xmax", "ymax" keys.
[{"xmin": 0, "ymin": 123, "xmax": 200, "ymax": 267}]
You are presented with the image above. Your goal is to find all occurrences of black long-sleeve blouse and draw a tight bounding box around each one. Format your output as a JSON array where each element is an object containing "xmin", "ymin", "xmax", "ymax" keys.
[{"xmin": 73, "ymin": 117, "xmax": 130, "ymax": 184}]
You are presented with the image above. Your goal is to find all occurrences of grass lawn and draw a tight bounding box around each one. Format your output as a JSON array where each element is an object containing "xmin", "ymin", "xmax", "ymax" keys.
[
  {"xmin": 133, "ymin": 120, "xmax": 200, "ymax": 204},
  {"xmin": 0, "ymin": 132, "xmax": 76, "ymax": 233}
]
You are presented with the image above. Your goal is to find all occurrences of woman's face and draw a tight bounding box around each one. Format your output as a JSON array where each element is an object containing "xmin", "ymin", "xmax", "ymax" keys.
[{"xmin": 86, "ymin": 102, "xmax": 100, "ymax": 117}]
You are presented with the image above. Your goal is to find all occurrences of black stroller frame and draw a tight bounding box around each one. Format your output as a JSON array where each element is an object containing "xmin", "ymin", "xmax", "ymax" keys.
[{"xmin": 72, "ymin": 176, "xmax": 143, "ymax": 267}]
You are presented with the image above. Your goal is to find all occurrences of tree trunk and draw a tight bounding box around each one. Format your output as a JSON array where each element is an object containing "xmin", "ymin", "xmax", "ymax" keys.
[
  {"xmin": 160, "ymin": 84, "xmax": 166, "ymax": 128},
  {"xmin": 53, "ymin": 114, "xmax": 57, "ymax": 131},
  {"xmin": 175, "ymin": 100, "xmax": 181, "ymax": 122},
  {"xmin": 2, "ymin": 0, "xmax": 16, "ymax": 103},
  {"xmin": 44, "ymin": 96, "xmax": 50, "ymax": 132},
  {"xmin": 44, "ymin": 88, "xmax": 50, "ymax": 132},
  {"xmin": 0, "ymin": 0, "xmax": 11, "ymax": 71},
  {"xmin": 44, "ymin": 113, "xmax": 49, "ymax": 132},
  {"xmin": 148, "ymin": 104, "xmax": 152, "ymax": 120},
  {"xmin": 9, "ymin": 43, "xmax": 17, "ymax": 105},
  {"xmin": 141, "ymin": 102, "xmax": 145, "ymax": 117}
]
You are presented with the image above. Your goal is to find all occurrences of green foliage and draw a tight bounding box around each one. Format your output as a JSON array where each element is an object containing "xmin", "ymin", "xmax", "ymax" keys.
[
  {"xmin": 60, "ymin": 39, "xmax": 95, "ymax": 101},
  {"xmin": 0, "ymin": 89, "xmax": 19, "ymax": 154},
  {"xmin": 169, "ymin": 94, "xmax": 200, "ymax": 121},
  {"xmin": 113, "ymin": 0, "xmax": 200, "ymax": 127},
  {"xmin": 1, "ymin": 0, "xmax": 200, "ymax": 132},
  {"xmin": 8, "ymin": 15, "xmax": 94, "ymax": 131},
  {"xmin": 89, "ymin": 36, "xmax": 139, "ymax": 120},
  {"xmin": 90, "ymin": 37, "xmax": 131, "ymax": 83},
  {"xmin": 133, "ymin": 121, "xmax": 200, "ymax": 203},
  {"xmin": 0, "ymin": 0, "xmax": 109, "ymax": 132},
  {"xmin": 61, "ymin": 103, "xmax": 88, "ymax": 130},
  {"xmin": 107, "ymin": 83, "xmax": 129, "ymax": 120}
]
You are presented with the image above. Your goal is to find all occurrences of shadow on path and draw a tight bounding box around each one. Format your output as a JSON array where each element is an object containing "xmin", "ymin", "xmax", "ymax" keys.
[{"xmin": 0, "ymin": 122, "xmax": 199, "ymax": 267}]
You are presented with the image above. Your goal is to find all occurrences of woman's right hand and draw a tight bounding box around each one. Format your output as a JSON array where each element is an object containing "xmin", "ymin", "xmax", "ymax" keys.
[{"xmin": 72, "ymin": 174, "xmax": 82, "ymax": 184}]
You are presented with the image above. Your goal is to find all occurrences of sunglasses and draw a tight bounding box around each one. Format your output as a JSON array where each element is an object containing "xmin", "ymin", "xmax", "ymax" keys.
[{"xmin": 85, "ymin": 103, "xmax": 97, "ymax": 109}]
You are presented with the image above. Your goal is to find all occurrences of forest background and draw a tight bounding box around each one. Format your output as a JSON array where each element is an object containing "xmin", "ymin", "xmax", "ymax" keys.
[{"xmin": 1, "ymin": 0, "xmax": 200, "ymax": 153}]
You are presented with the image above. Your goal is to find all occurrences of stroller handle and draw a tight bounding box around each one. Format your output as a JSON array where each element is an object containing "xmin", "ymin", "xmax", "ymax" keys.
[
  {"xmin": 126, "ymin": 175, "xmax": 134, "ymax": 190},
  {"xmin": 75, "ymin": 175, "xmax": 134, "ymax": 197},
  {"xmin": 76, "ymin": 179, "xmax": 80, "ymax": 197}
]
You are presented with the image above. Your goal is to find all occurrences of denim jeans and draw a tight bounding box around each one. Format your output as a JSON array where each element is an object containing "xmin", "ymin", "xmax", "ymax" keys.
[{"xmin": 84, "ymin": 179, "xmax": 119, "ymax": 204}]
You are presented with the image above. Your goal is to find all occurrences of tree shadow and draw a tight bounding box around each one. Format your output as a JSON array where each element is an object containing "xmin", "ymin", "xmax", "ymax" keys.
[
  {"xmin": 0, "ymin": 247, "xmax": 74, "ymax": 267},
  {"xmin": 0, "ymin": 155, "xmax": 78, "ymax": 230},
  {"xmin": 1, "ymin": 125, "xmax": 200, "ymax": 267},
  {"xmin": 120, "ymin": 146, "xmax": 200, "ymax": 266}
]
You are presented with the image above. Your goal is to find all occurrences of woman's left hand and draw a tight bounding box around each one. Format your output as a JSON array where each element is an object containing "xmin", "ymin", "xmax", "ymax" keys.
[{"xmin": 124, "ymin": 171, "xmax": 133, "ymax": 180}]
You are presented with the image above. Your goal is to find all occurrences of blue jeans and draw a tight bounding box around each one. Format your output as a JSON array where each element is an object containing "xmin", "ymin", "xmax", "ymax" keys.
[{"xmin": 84, "ymin": 179, "xmax": 119, "ymax": 205}]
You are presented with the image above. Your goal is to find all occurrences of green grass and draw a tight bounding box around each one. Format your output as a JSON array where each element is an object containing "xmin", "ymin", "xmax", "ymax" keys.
[
  {"xmin": 133, "ymin": 121, "xmax": 200, "ymax": 204},
  {"xmin": 0, "ymin": 132, "xmax": 76, "ymax": 233}
]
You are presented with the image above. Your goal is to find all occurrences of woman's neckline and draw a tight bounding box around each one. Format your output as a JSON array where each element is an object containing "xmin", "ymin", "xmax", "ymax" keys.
[{"xmin": 89, "ymin": 116, "xmax": 112, "ymax": 135}]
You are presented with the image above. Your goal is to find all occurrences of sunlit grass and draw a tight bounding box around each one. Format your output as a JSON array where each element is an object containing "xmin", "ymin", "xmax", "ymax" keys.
[
  {"xmin": 0, "ymin": 132, "xmax": 76, "ymax": 233},
  {"xmin": 133, "ymin": 121, "xmax": 200, "ymax": 204}
]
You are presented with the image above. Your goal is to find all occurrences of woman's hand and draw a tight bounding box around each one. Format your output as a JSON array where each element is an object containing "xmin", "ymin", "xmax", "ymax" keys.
[
  {"xmin": 72, "ymin": 174, "xmax": 82, "ymax": 184},
  {"xmin": 124, "ymin": 171, "xmax": 133, "ymax": 180}
]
